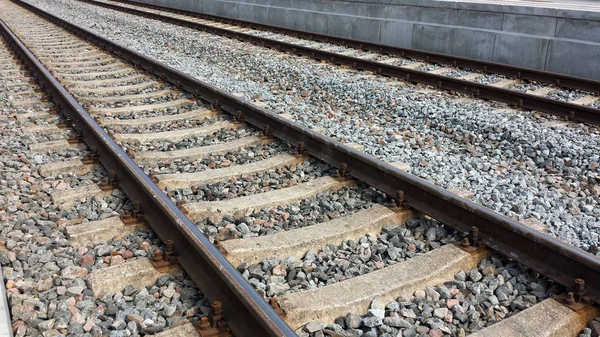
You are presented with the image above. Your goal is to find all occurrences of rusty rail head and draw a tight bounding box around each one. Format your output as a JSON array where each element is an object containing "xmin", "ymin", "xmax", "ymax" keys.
[
  {"xmin": 0, "ymin": 11, "xmax": 296, "ymax": 337},
  {"xmin": 12, "ymin": 0, "xmax": 600, "ymax": 307}
]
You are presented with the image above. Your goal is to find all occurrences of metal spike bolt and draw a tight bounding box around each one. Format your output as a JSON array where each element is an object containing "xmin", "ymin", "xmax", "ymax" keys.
[
  {"xmin": 565, "ymin": 291, "xmax": 575, "ymax": 304},
  {"xmin": 164, "ymin": 240, "xmax": 175, "ymax": 260},
  {"xmin": 108, "ymin": 169, "xmax": 115, "ymax": 180},
  {"xmin": 198, "ymin": 316, "xmax": 210, "ymax": 330},
  {"xmin": 68, "ymin": 132, "xmax": 83, "ymax": 144},
  {"xmin": 149, "ymin": 174, "xmax": 158, "ymax": 184},
  {"xmin": 57, "ymin": 118, "xmax": 67, "ymax": 128},
  {"xmin": 296, "ymin": 142, "xmax": 306, "ymax": 155},
  {"xmin": 269, "ymin": 298, "xmax": 285, "ymax": 316},
  {"xmin": 461, "ymin": 237, "xmax": 471, "ymax": 247},
  {"xmin": 395, "ymin": 190, "xmax": 405, "ymax": 208},
  {"xmin": 176, "ymin": 200, "xmax": 188, "ymax": 215},
  {"xmin": 214, "ymin": 238, "xmax": 227, "ymax": 254},
  {"xmin": 211, "ymin": 301, "xmax": 223, "ymax": 316},
  {"xmin": 575, "ymin": 278, "xmax": 585, "ymax": 290},
  {"xmin": 470, "ymin": 226, "xmax": 479, "ymax": 247},
  {"xmin": 575, "ymin": 278, "xmax": 585, "ymax": 298},
  {"xmin": 210, "ymin": 301, "xmax": 225, "ymax": 330},
  {"xmin": 108, "ymin": 170, "xmax": 118, "ymax": 187},
  {"xmin": 132, "ymin": 200, "xmax": 141, "ymax": 218},
  {"xmin": 90, "ymin": 147, "xmax": 98, "ymax": 159},
  {"xmin": 153, "ymin": 250, "xmax": 163, "ymax": 262},
  {"xmin": 262, "ymin": 124, "xmax": 272, "ymax": 137},
  {"xmin": 340, "ymin": 163, "xmax": 348, "ymax": 177}
]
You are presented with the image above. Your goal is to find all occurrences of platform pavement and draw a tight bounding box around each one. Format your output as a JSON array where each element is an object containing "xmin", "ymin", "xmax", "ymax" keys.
[
  {"xmin": 439, "ymin": 0, "xmax": 600, "ymax": 11},
  {"xmin": 0, "ymin": 267, "xmax": 12, "ymax": 337}
]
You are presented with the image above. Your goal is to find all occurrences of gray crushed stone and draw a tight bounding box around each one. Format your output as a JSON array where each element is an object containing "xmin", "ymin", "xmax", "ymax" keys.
[
  {"xmin": 195, "ymin": 185, "xmax": 386, "ymax": 241},
  {"xmin": 168, "ymin": 158, "xmax": 336, "ymax": 203},
  {"xmin": 21, "ymin": 0, "xmax": 600, "ymax": 251},
  {"xmin": 239, "ymin": 217, "xmax": 459, "ymax": 297},
  {"xmin": 303, "ymin": 256, "xmax": 561, "ymax": 337}
]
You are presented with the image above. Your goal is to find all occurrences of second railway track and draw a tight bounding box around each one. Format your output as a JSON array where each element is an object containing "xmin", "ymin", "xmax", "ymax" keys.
[
  {"xmin": 2, "ymin": 0, "xmax": 600, "ymax": 336},
  {"xmin": 60, "ymin": 0, "xmax": 600, "ymax": 124}
]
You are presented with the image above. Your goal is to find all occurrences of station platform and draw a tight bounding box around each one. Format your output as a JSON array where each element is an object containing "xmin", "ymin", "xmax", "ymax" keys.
[
  {"xmin": 0, "ymin": 267, "xmax": 11, "ymax": 337},
  {"xmin": 446, "ymin": 0, "xmax": 600, "ymax": 12},
  {"xmin": 443, "ymin": 0, "xmax": 600, "ymax": 11},
  {"xmin": 132, "ymin": 0, "xmax": 600, "ymax": 80}
]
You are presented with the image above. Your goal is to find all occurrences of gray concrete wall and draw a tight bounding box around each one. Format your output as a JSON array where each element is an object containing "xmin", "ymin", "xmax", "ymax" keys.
[{"xmin": 131, "ymin": 0, "xmax": 600, "ymax": 80}]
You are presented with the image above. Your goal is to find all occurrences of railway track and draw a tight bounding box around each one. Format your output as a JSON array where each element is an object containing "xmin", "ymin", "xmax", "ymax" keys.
[
  {"xmin": 2, "ymin": 0, "xmax": 600, "ymax": 336},
  {"xmin": 72, "ymin": 0, "xmax": 600, "ymax": 125},
  {"xmin": 0, "ymin": 3, "xmax": 291, "ymax": 337},
  {"xmin": 0, "ymin": 16, "xmax": 217, "ymax": 337}
]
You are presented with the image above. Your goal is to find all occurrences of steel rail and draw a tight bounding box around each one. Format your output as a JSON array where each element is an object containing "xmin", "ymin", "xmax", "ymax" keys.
[
  {"xmin": 0, "ymin": 13, "xmax": 295, "ymax": 337},
  {"xmin": 76, "ymin": 0, "xmax": 600, "ymax": 126},
  {"xmin": 109, "ymin": 0, "xmax": 600, "ymax": 94},
  {"xmin": 12, "ymin": 0, "xmax": 600, "ymax": 306}
]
